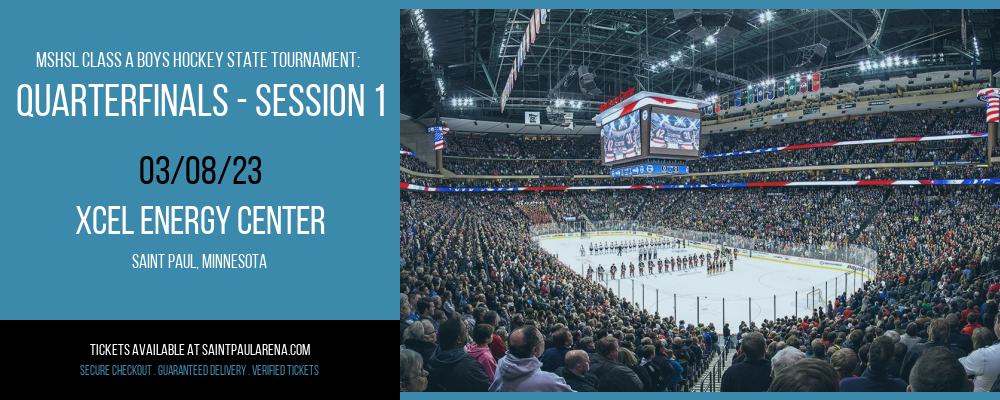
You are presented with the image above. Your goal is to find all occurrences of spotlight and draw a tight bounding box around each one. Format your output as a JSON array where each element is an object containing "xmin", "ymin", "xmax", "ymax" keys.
[{"xmin": 859, "ymin": 61, "xmax": 865, "ymax": 70}]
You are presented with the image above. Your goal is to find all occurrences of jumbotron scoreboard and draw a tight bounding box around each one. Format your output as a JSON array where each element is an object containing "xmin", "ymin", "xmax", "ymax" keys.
[{"xmin": 594, "ymin": 92, "xmax": 708, "ymax": 175}]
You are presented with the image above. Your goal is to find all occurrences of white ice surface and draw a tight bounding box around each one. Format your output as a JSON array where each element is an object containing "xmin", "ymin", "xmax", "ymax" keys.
[{"xmin": 539, "ymin": 235, "xmax": 862, "ymax": 326}]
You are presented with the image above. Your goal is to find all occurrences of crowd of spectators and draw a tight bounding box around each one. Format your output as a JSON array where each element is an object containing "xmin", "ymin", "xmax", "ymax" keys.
[
  {"xmin": 401, "ymin": 186, "xmax": 1000, "ymax": 392},
  {"xmin": 444, "ymin": 159, "xmax": 608, "ymax": 176},
  {"xmin": 401, "ymin": 144, "xmax": 440, "ymax": 174},
  {"xmin": 401, "ymin": 164, "xmax": 1000, "ymax": 191},
  {"xmin": 445, "ymin": 135, "xmax": 600, "ymax": 159}
]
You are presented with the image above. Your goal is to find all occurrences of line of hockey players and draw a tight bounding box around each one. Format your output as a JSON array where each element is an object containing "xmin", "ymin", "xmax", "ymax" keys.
[
  {"xmin": 586, "ymin": 244, "xmax": 739, "ymax": 281},
  {"xmin": 583, "ymin": 238, "xmax": 688, "ymax": 257}
]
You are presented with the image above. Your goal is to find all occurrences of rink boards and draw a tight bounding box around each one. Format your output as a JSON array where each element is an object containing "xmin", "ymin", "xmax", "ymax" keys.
[{"xmin": 535, "ymin": 230, "xmax": 875, "ymax": 280}]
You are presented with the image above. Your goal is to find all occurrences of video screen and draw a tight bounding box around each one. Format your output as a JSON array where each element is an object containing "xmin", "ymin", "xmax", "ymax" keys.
[
  {"xmin": 648, "ymin": 108, "xmax": 701, "ymax": 157},
  {"xmin": 602, "ymin": 109, "xmax": 642, "ymax": 164}
]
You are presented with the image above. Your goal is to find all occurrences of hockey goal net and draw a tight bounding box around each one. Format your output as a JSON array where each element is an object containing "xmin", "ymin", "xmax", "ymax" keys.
[{"xmin": 806, "ymin": 288, "xmax": 824, "ymax": 310}]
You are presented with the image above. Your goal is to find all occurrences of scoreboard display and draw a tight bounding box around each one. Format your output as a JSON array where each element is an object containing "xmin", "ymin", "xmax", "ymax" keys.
[
  {"xmin": 601, "ymin": 109, "xmax": 642, "ymax": 163},
  {"xmin": 597, "ymin": 91, "xmax": 707, "ymax": 166},
  {"xmin": 648, "ymin": 107, "xmax": 701, "ymax": 157}
]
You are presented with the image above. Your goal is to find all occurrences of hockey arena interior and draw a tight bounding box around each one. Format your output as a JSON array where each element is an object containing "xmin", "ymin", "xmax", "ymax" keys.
[{"xmin": 399, "ymin": 9, "xmax": 1000, "ymax": 393}]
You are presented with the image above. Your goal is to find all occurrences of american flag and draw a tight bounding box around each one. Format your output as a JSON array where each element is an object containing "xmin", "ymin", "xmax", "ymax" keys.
[{"xmin": 434, "ymin": 131, "xmax": 444, "ymax": 150}]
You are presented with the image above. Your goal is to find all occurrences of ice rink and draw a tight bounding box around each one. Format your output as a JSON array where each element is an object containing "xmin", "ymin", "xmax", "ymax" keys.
[{"xmin": 539, "ymin": 235, "xmax": 865, "ymax": 326}]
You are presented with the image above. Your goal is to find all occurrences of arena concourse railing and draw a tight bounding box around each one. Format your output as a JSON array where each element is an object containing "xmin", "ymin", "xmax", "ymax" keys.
[{"xmin": 529, "ymin": 220, "xmax": 878, "ymax": 325}]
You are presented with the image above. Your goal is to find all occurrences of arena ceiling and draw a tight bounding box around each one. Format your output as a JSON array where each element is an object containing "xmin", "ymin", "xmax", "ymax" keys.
[{"xmin": 401, "ymin": 9, "xmax": 998, "ymax": 126}]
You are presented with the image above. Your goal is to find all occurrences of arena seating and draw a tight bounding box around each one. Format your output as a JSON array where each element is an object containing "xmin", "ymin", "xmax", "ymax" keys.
[{"xmin": 401, "ymin": 185, "xmax": 1000, "ymax": 392}]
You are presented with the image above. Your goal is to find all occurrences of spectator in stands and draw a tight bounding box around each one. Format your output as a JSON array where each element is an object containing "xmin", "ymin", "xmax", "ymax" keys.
[
  {"xmin": 769, "ymin": 358, "xmax": 841, "ymax": 392},
  {"xmin": 946, "ymin": 313, "xmax": 975, "ymax": 354},
  {"xmin": 589, "ymin": 336, "xmax": 644, "ymax": 392},
  {"xmin": 490, "ymin": 325, "xmax": 574, "ymax": 392},
  {"xmin": 555, "ymin": 350, "xmax": 600, "ymax": 392},
  {"xmin": 958, "ymin": 320, "xmax": 1000, "ymax": 392},
  {"xmin": 467, "ymin": 324, "xmax": 498, "ymax": 383},
  {"xmin": 899, "ymin": 322, "xmax": 921, "ymax": 348},
  {"xmin": 888, "ymin": 342, "xmax": 907, "ymax": 379},
  {"xmin": 900, "ymin": 318, "xmax": 968, "ymax": 383},
  {"xmin": 639, "ymin": 344, "xmax": 669, "ymax": 392},
  {"xmin": 906, "ymin": 347, "xmax": 974, "ymax": 392},
  {"xmin": 721, "ymin": 332, "xmax": 772, "ymax": 392},
  {"xmin": 402, "ymin": 320, "xmax": 437, "ymax": 367},
  {"xmin": 401, "ymin": 293, "xmax": 412, "ymax": 345},
  {"xmin": 484, "ymin": 311, "xmax": 508, "ymax": 360},
  {"xmin": 664, "ymin": 349, "xmax": 684, "ymax": 392},
  {"xmin": 616, "ymin": 347, "xmax": 651, "ymax": 392},
  {"xmin": 540, "ymin": 328, "xmax": 572, "ymax": 372},
  {"xmin": 417, "ymin": 298, "xmax": 438, "ymax": 330},
  {"xmin": 426, "ymin": 317, "xmax": 490, "ymax": 392},
  {"xmin": 830, "ymin": 348, "xmax": 858, "ymax": 382},
  {"xmin": 400, "ymin": 348, "xmax": 430, "ymax": 392},
  {"xmin": 770, "ymin": 347, "xmax": 806, "ymax": 378},
  {"xmin": 841, "ymin": 336, "xmax": 907, "ymax": 392}
]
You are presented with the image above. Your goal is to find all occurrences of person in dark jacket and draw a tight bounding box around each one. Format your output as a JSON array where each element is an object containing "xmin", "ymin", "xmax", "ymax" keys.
[
  {"xmin": 426, "ymin": 317, "xmax": 490, "ymax": 392},
  {"xmin": 721, "ymin": 332, "xmax": 772, "ymax": 392},
  {"xmin": 589, "ymin": 336, "xmax": 643, "ymax": 392},
  {"xmin": 887, "ymin": 342, "xmax": 907, "ymax": 379},
  {"xmin": 900, "ymin": 319, "xmax": 967, "ymax": 383},
  {"xmin": 670, "ymin": 337, "xmax": 692, "ymax": 381},
  {"xmin": 946, "ymin": 313, "xmax": 974, "ymax": 354},
  {"xmin": 841, "ymin": 336, "xmax": 907, "ymax": 392},
  {"xmin": 402, "ymin": 320, "xmax": 438, "ymax": 367},
  {"xmin": 555, "ymin": 350, "xmax": 600, "ymax": 392},
  {"xmin": 643, "ymin": 343, "xmax": 673, "ymax": 392},
  {"xmin": 617, "ymin": 348, "xmax": 650, "ymax": 392},
  {"xmin": 907, "ymin": 347, "xmax": 975, "ymax": 392},
  {"xmin": 540, "ymin": 328, "xmax": 572, "ymax": 372}
]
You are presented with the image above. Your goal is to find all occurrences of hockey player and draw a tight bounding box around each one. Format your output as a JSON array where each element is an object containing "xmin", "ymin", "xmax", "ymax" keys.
[
  {"xmin": 653, "ymin": 248, "xmax": 657, "ymax": 260},
  {"xmin": 617, "ymin": 242, "xmax": 623, "ymax": 256},
  {"xmin": 638, "ymin": 261, "xmax": 644, "ymax": 276},
  {"xmin": 589, "ymin": 243, "xmax": 594, "ymax": 256},
  {"xmin": 620, "ymin": 263, "xmax": 626, "ymax": 279},
  {"xmin": 647, "ymin": 260, "xmax": 653, "ymax": 275},
  {"xmin": 610, "ymin": 264, "xmax": 617, "ymax": 280},
  {"xmin": 597, "ymin": 265, "xmax": 604, "ymax": 280},
  {"xmin": 581, "ymin": 245, "xmax": 586, "ymax": 257},
  {"xmin": 628, "ymin": 262, "xmax": 635, "ymax": 277},
  {"xmin": 730, "ymin": 258, "xmax": 734, "ymax": 271},
  {"xmin": 587, "ymin": 265, "xmax": 594, "ymax": 280}
]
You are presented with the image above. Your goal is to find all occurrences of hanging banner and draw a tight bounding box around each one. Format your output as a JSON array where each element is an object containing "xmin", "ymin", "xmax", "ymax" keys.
[
  {"xmin": 714, "ymin": 98, "xmax": 721, "ymax": 113},
  {"xmin": 756, "ymin": 87, "xmax": 764, "ymax": 103},
  {"xmin": 721, "ymin": 94, "xmax": 729, "ymax": 111},
  {"xmin": 789, "ymin": 80, "xmax": 798, "ymax": 95},
  {"xmin": 540, "ymin": 9, "xmax": 547, "ymax": 24},
  {"xmin": 734, "ymin": 90, "xmax": 741, "ymax": 107},
  {"xmin": 748, "ymin": 88, "xmax": 755, "ymax": 104},
  {"xmin": 812, "ymin": 73, "xmax": 821, "ymax": 92},
  {"xmin": 525, "ymin": 111, "xmax": 541, "ymax": 125},
  {"xmin": 800, "ymin": 76, "xmax": 808, "ymax": 93},
  {"xmin": 777, "ymin": 81, "xmax": 785, "ymax": 97},
  {"xmin": 534, "ymin": 9, "xmax": 541, "ymax": 32},
  {"xmin": 766, "ymin": 83, "xmax": 774, "ymax": 100}
]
